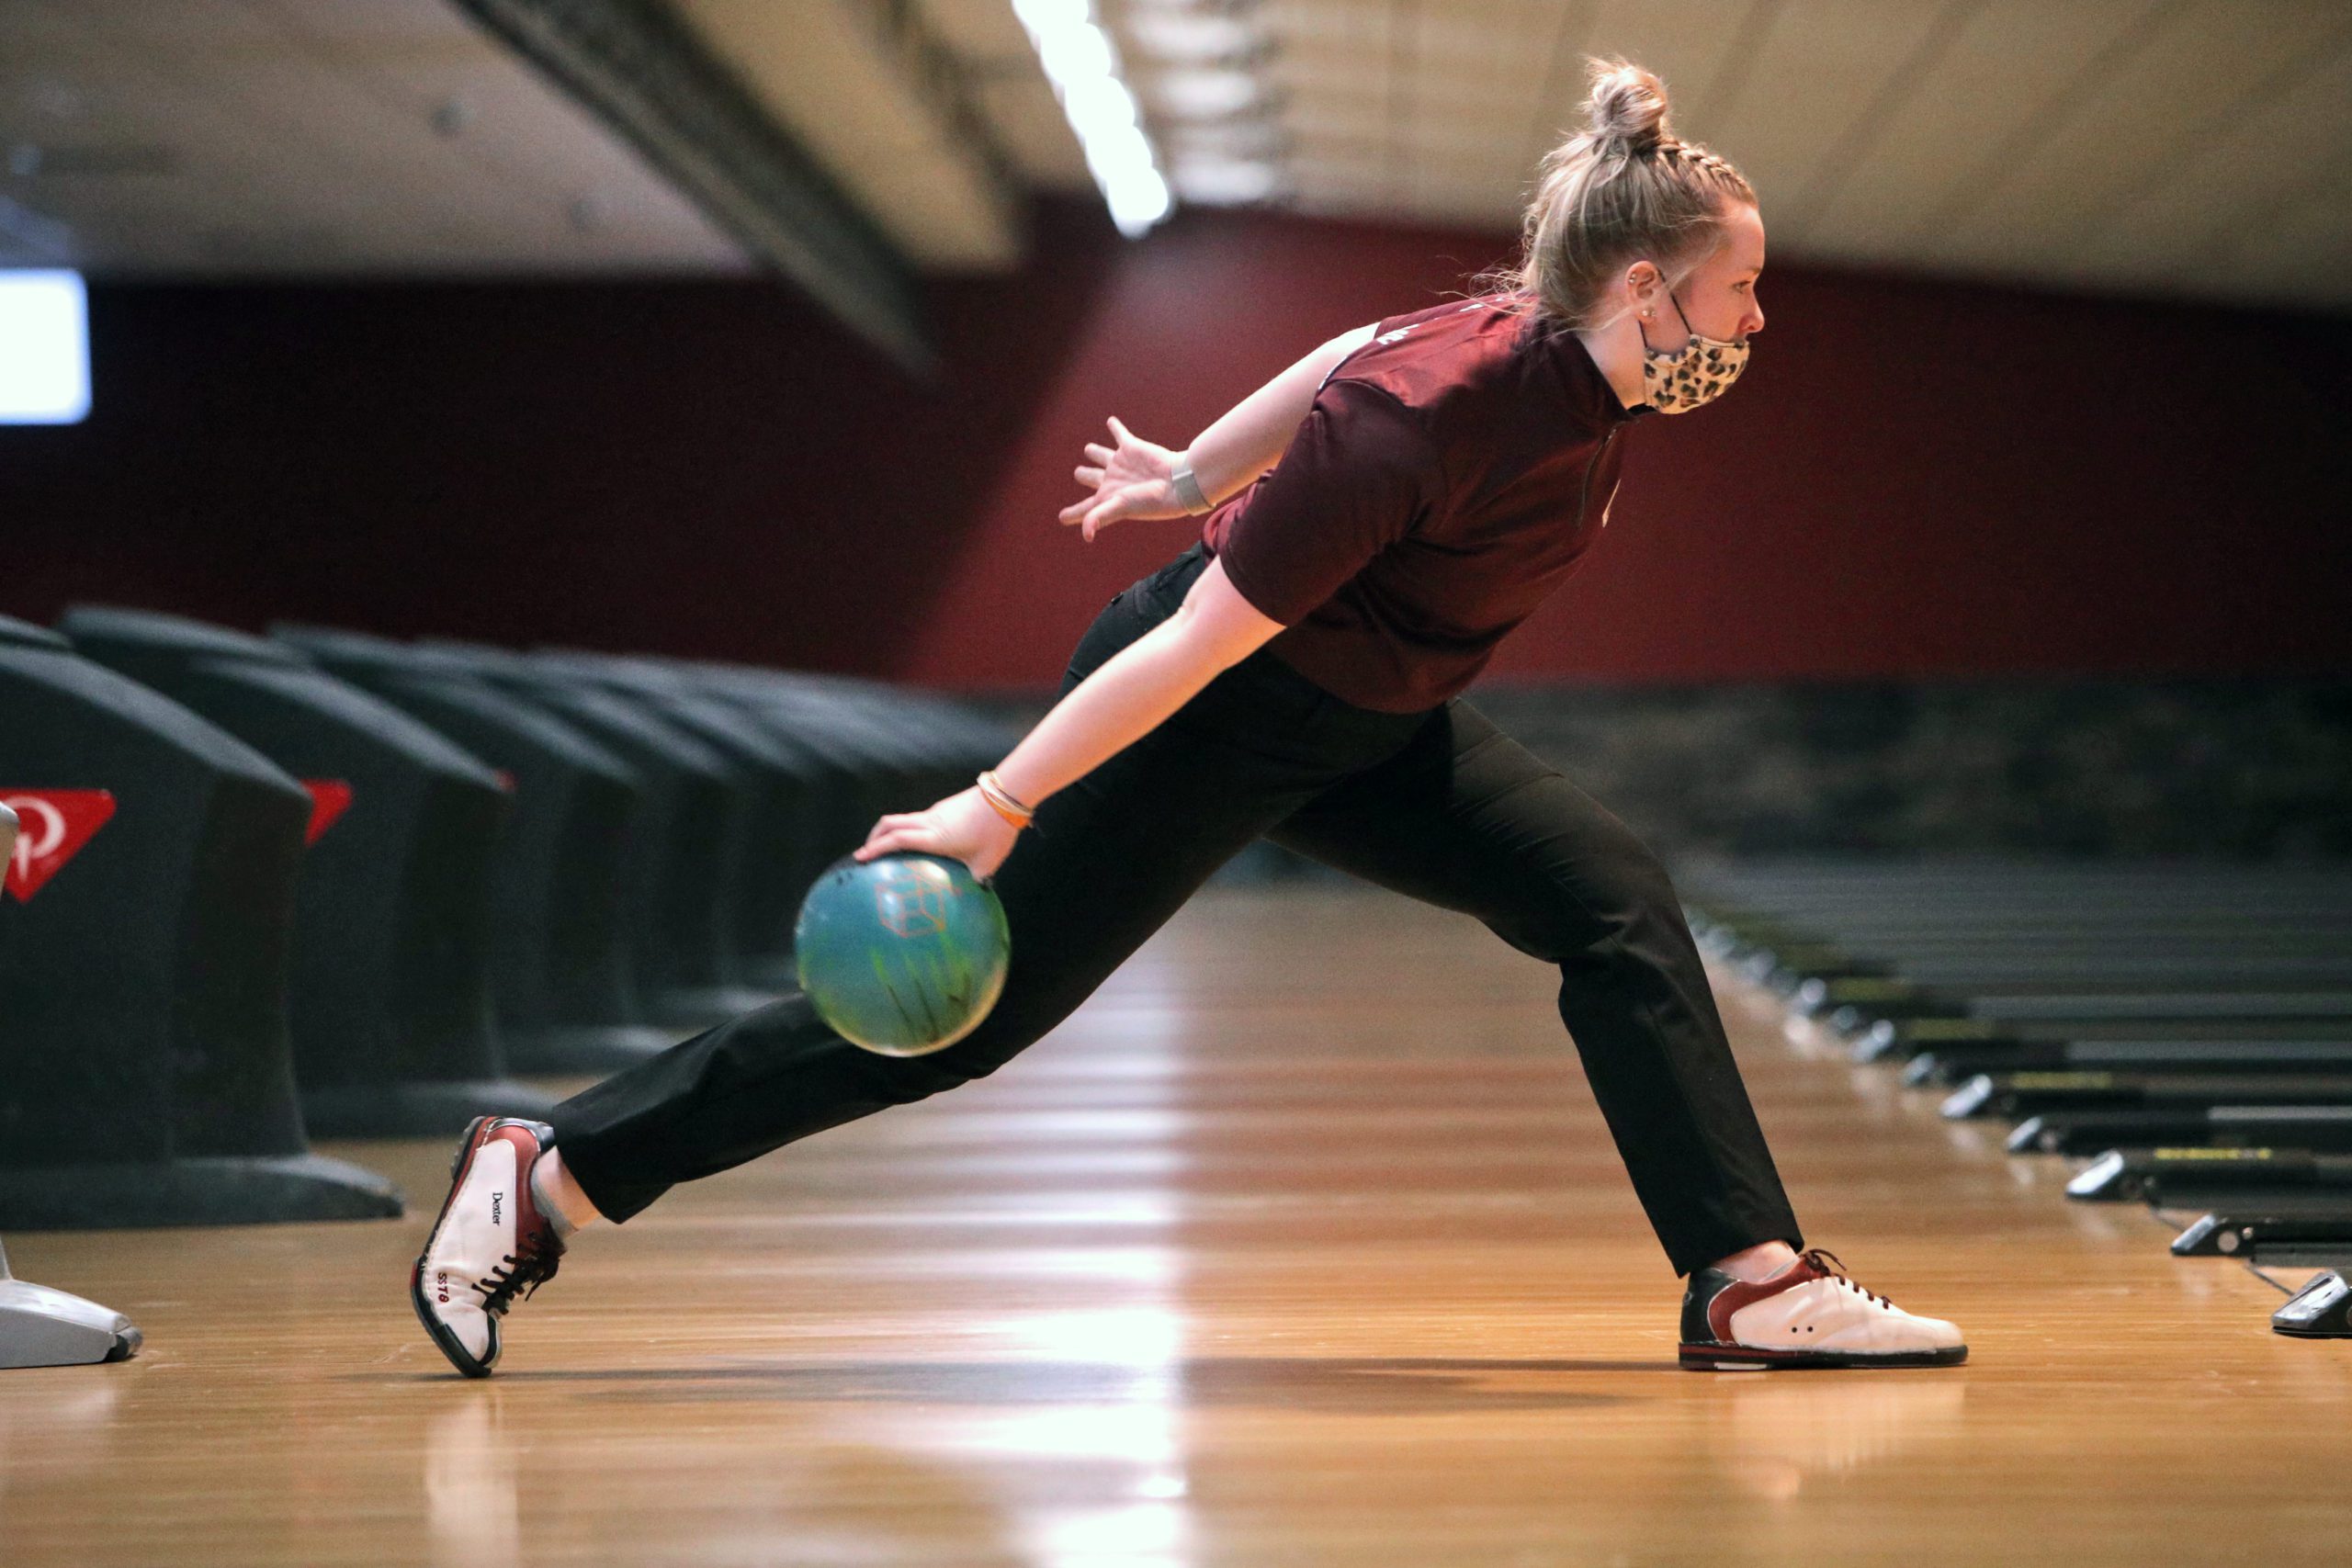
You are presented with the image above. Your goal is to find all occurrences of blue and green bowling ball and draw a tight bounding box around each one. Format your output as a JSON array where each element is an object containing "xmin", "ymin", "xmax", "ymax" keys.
[{"xmin": 794, "ymin": 852, "xmax": 1011, "ymax": 1056}]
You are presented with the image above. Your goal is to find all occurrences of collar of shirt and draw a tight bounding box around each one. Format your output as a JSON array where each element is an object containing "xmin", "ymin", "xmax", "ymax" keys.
[{"xmin": 1519, "ymin": 310, "xmax": 1645, "ymax": 428}]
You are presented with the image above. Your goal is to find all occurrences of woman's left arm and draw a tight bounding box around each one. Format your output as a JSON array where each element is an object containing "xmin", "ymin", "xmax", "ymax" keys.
[
  {"xmin": 1061, "ymin": 322, "xmax": 1376, "ymax": 540},
  {"xmin": 1181, "ymin": 321, "xmax": 1376, "ymax": 503}
]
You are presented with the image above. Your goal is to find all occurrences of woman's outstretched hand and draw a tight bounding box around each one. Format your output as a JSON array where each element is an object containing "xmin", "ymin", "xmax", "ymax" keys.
[
  {"xmin": 1058, "ymin": 416, "xmax": 1190, "ymax": 542},
  {"xmin": 854, "ymin": 785, "xmax": 1022, "ymax": 882}
]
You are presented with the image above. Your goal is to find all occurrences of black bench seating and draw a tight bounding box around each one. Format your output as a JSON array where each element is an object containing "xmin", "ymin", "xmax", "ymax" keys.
[
  {"xmin": 269, "ymin": 626, "xmax": 680, "ymax": 1073},
  {"xmin": 57, "ymin": 608, "xmax": 556, "ymax": 1137},
  {"xmin": 0, "ymin": 618, "xmax": 399, "ymax": 1226}
]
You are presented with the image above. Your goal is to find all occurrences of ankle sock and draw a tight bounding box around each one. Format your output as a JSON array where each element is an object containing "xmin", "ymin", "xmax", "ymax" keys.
[{"xmin": 529, "ymin": 1158, "xmax": 580, "ymax": 1239}]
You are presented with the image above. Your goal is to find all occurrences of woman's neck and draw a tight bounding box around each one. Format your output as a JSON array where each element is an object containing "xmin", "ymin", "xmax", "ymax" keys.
[{"xmin": 1574, "ymin": 324, "xmax": 1647, "ymax": 412}]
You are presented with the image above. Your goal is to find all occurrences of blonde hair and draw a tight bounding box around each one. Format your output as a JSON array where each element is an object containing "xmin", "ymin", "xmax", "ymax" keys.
[{"xmin": 1511, "ymin": 59, "xmax": 1756, "ymax": 329}]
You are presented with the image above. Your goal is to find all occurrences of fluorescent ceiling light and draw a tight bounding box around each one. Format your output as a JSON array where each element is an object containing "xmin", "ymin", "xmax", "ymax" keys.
[
  {"xmin": 1036, "ymin": 21, "xmax": 1115, "ymax": 83},
  {"xmin": 1143, "ymin": 67, "xmax": 1263, "ymax": 120},
  {"xmin": 1169, "ymin": 155, "xmax": 1280, "ymax": 206},
  {"xmin": 0, "ymin": 269, "xmax": 90, "ymax": 424},
  {"xmin": 1013, "ymin": 0, "xmax": 1171, "ymax": 238},
  {"xmin": 1123, "ymin": 11, "xmax": 1257, "ymax": 61},
  {"xmin": 1161, "ymin": 118, "xmax": 1287, "ymax": 158}
]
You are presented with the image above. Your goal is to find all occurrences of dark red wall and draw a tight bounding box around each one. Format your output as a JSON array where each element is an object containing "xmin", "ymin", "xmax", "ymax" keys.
[{"xmin": 6, "ymin": 200, "xmax": 2346, "ymax": 687}]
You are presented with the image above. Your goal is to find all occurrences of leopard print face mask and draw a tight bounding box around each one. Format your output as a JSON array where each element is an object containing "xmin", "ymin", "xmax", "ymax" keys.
[{"xmin": 1638, "ymin": 289, "xmax": 1750, "ymax": 415}]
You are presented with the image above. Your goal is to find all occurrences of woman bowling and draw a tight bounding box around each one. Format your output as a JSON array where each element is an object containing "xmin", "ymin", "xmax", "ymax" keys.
[{"xmin": 413, "ymin": 60, "xmax": 1965, "ymax": 1376}]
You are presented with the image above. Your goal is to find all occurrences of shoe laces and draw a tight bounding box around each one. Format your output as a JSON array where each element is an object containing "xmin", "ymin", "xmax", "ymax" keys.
[
  {"xmin": 475, "ymin": 1235, "xmax": 564, "ymax": 1317},
  {"xmin": 1800, "ymin": 1248, "xmax": 1893, "ymax": 1310}
]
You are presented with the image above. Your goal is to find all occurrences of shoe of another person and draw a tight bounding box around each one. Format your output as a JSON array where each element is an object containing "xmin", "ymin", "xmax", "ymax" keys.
[
  {"xmin": 411, "ymin": 1117, "xmax": 566, "ymax": 1378},
  {"xmin": 1679, "ymin": 1248, "xmax": 1966, "ymax": 1371}
]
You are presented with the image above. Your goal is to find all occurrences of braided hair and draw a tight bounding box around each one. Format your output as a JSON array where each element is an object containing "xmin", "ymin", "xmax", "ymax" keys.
[{"xmin": 1510, "ymin": 59, "xmax": 1756, "ymax": 329}]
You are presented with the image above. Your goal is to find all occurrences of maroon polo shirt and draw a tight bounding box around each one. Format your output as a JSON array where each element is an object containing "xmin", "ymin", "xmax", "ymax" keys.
[{"xmin": 1202, "ymin": 297, "xmax": 1639, "ymax": 713}]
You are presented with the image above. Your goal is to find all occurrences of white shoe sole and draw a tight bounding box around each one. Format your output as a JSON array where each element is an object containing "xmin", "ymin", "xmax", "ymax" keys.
[{"xmin": 1679, "ymin": 1343, "xmax": 1968, "ymax": 1371}]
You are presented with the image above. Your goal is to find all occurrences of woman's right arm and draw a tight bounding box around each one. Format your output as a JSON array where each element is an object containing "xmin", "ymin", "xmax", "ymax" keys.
[
  {"xmin": 854, "ymin": 558, "xmax": 1283, "ymax": 878},
  {"xmin": 1060, "ymin": 322, "xmax": 1376, "ymax": 540}
]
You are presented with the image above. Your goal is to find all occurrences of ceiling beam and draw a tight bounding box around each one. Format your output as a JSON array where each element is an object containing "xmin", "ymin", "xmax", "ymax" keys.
[
  {"xmin": 447, "ymin": 0, "xmax": 934, "ymax": 372},
  {"xmin": 862, "ymin": 0, "xmax": 1026, "ymax": 246}
]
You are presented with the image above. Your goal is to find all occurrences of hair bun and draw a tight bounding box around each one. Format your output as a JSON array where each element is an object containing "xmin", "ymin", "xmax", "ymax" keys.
[{"xmin": 1584, "ymin": 58, "xmax": 1671, "ymax": 154}]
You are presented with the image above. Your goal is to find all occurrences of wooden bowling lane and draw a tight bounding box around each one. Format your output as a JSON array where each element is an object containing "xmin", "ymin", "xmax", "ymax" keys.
[{"xmin": 4, "ymin": 886, "xmax": 2346, "ymax": 1566}]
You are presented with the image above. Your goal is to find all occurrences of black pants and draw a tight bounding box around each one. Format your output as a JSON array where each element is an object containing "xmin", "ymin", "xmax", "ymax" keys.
[{"xmin": 549, "ymin": 545, "xmax": 1800, "ymax": 1275}]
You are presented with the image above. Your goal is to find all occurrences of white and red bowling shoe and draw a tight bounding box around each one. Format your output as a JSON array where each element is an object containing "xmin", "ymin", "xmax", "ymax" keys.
[
  {"xmin": 1679, "ymin": 1249, "xmax": 1966, "ymax": 1371},
  {"xmin": 411, "ymin": 1117, "xmax": 566, "ymax": 1378}
]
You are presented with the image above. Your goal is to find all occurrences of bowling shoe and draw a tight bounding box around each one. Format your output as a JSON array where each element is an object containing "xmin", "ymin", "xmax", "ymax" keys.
[
  {"xmin": 411, "ymin": 1117, "xmax": 566, "ymax": 1378},
  {"xmin": 1679, "ymin": 1248, "xmax": 1966, "ymax": 1370}
]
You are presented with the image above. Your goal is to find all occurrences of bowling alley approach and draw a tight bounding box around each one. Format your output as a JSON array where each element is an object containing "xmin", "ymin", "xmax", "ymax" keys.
[{"xmin": 3, "ymin": 3, "xmax": 2348, "ymax": 1564}]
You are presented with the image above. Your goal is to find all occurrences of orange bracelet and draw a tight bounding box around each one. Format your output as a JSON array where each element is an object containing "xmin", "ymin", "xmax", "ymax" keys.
[{"xmin": 976, "ymin": 771, "xmax": 1035, "ymax": 829}]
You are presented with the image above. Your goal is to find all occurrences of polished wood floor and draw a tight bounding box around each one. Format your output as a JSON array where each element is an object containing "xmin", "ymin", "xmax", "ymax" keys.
[{"xmin": 5, "ymin": 886, "xmax": 2345, "ymax": 1566}]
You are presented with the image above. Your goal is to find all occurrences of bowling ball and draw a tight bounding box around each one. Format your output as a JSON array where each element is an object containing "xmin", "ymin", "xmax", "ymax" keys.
[{"xmin": 794, "ymin": 852, "xmax": 1011, "ymax": 1056}]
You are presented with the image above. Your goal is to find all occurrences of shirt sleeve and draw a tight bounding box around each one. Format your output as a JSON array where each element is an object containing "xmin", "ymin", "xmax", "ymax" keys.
[{"xmin": 1212, "ymin": 378, "xmax": 1442, "ymax": 627}]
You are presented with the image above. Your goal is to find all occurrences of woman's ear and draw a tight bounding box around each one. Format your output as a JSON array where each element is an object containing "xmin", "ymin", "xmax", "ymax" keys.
[{"xmin": 1622, "ymin": 259, "xmax": 1661, "ymax": 316}]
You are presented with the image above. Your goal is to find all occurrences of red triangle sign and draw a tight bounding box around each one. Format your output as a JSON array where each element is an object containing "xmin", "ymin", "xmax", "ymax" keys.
[
  {"xmin": 302, "ymin": 779, "xmax": 354, "ymax": 846},
  {"xmin": 4, "ymin": 789, "xmax": 119, "ymax": 903}
]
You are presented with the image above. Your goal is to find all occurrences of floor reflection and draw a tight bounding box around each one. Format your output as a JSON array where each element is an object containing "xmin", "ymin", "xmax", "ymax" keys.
[
  {"xmin": 1711, "ymin": 1374, "xmax": 1970, "ymax": 1502},
  {"xmin": 0, "ymin": 1371, "xmax": 123, "ymax": 1522},
  {"xmin": 485, "ymin": 1354, "xmax": 1641, "ymax": 1414},
  {"xmin": 424, "ymin": 1394, "xmax": 519, "ymax": 1568},
  {"xmin": 420, "ymin": 1382, "xmax": 1035, "ymax": 1567}
]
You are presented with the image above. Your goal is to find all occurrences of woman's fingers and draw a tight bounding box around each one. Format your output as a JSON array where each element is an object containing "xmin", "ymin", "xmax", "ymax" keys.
[
  {"xmin": 855, "ymin": 827, "xmax": 930, "ymax": 863},
  {"xmin": 1086, "ymin": 489, "xmax": 1151, "ymax": 541},
  {"xmin": 1064, "ymin": 417, "xmax": 1175, "ymax": 537}
]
